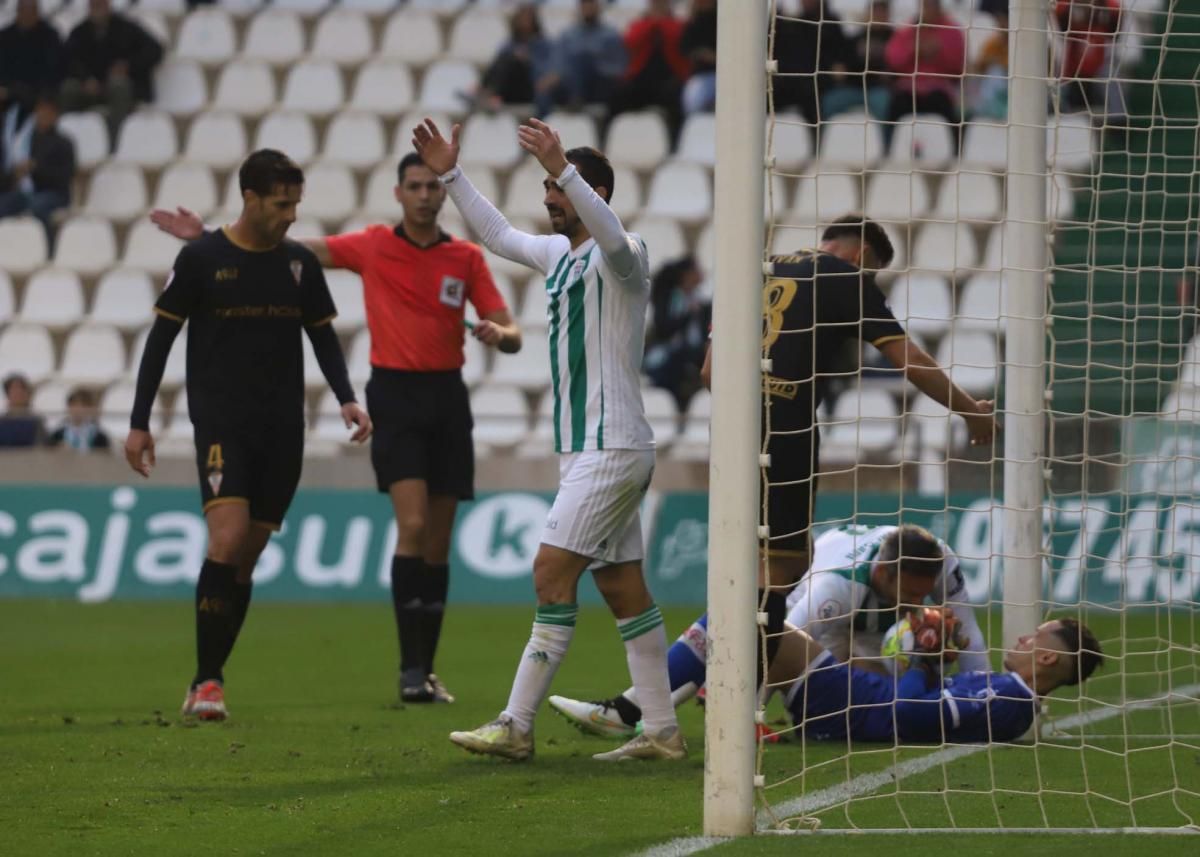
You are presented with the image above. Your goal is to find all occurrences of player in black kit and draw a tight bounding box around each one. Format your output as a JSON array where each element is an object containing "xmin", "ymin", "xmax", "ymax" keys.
[{"xmin": 124, "ymin": 150, "xmax": 372, "ymax": 721}]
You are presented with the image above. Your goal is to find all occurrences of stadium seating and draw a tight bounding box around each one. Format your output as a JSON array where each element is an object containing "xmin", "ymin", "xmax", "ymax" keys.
[
  {"xmin": 606, "ymin": 112, "xmax": 670, "ymax": 170},
  {"xmin": 350, "ymin": 60, "xmax": 416, "ymax": 116},
  {"xmin": 888, "ymin": 115, "xmax": 956, "ymax": 168},
  {"xmin": 791, "ymin": 171, "xmax": 861, "ymax": 225},
  {"xmin": 89, "ymin": 269, "xmax": 156, "ymax": 331},
  {"xmin": 447, "ymin": 8, "xmax": 508, "ymax": 67},
  {"xmin": 932, "ymin": 171, "xmax": 1004, "ymax": 224},
  {"xmin": 418, "ymin": 60, "xmax": 478, "ymax": 114},
  {"xmin": 544, "ymin": 112, "xmax": 600, "ymax": 151},
  {"xmin": 642, "ymin": 386, "xmax": 682, "ymax": 448},
  {"xmin": 822, "ymin": 387, "xmax": 902, "ymax": 461},
  {"xmin": 645, "ymin": 162, "xmax": 711, "ymax": 224},
  {"xmin": 864, "ymin": 171, "xmax": 931, "ymax": 222},
  {"xmin": 460, "ymin": 113, "xmax": 523, "ymax": 170},
  {"xmin": 254, "ymin": 111, "xmax": 318, "ymax": 165},
  {"xmin": 770, "ymin": 112, "xmax": 814, "ymax": 172},
  {"xmin": 184, "ymin": 112, "xmax": 248, "ymax": 169},
  {"xmin": 962, "ymin": 121, "xmax": 1008, "ymax": 170},
  {"xmin": 242, "ymin": 10, "xmax": 306, "ymax": 65},
  {"xmin": 677, "ymin": 113, "xmax": 717, "ymax": 167},
  {"xmin": 123, "ymin": 221, "xmax": 184, "ymax": 276},
  {"xmin": 323, "ymin": 112, "xmax": 387, "ymax": 169},
  {"xmin": 301, "ymin": 163, "xmax": 358, "ymax": 223},
  {"xmin": 471, "ymin": 386, "xmax": 530, "ymax": 452},
  {"xmin": 57, "ymin": 111, "xmax": 110, "ymax": 170},
  {"xmin": 491, "ymin": 330, "xmax": 550, "ymax": 392},
  {"xmin": 347, "ymin": 328, "xmax": 372, "ymax": 386},
  {"xmin": 885, "ymin": 274, "xmax": 953, "ymax": 339},
  {"xmin": 212, "ymin": 60, "xmax": 276, "ymax": 115},
  {"xmin": 0, "ymin": 271, "xmax": 13, "ymax": 325},
  {"xmin": 174, "ymin": 8, "xmax": 237, "ymax": 67},
  {"xmin": 311, "ymin": 10, "xmax": 375, "ymax": 65},
  {"xmin": 956, "ymin": 274, "xmax": 1004, "ymax": 330},
  {"xmin": 0, "ymin": 324, "xmax": 56, "ymax": 384},
  {"xmin": 380, "ymin": 10, "xmax": 444, "ymax": 68},
  {"xmin": 630, "ymin": 217, "xmax": 687, "ymax": 265},
  {"xmin": 911, "ymin": 221, "xmax": 980, "ymax": 275},
  {"xmin": 326, "ymin": 270, "xmax": 366, "ymax": 331},
  {"xmin": 57, "ymin": 325, "xmax": 126, "ymax": 387},
  {"xmin": 819, "ymin": 112, "xmax": 884, "ymax": 168},
  {"xmin": 282, "ymin": 60, "xmax": 346, "ymax": 117},
  {"xmin": 935, "ymin": 326, "xmax": 999, "ymax": 396},
  {"xmin": 114, "ymin": 110, "xmax": 179, "ymax": 168},
  {"xmin": 154, "ymin": 162, "xmax": 219, "ymax": 219},
  {"xmin": 155, "ymin": 60, "xmax": 209, "ymax": 117},
  {"xmin": 18, "ymin": 268, "xmax": 85, "ymax": 331},
  {"xmin": 54, "ymin": 217, "xmax": 118, "ymax": 276},
  {"xmin": 670, "ymin": 389, "xmax": 711, "ymax": 461},
  {"xmin": 85, "ymin": 162, "xmax": 148, "ymax": 223},
  {"xmin": 99, "ymin": 381, "xmax": 159, "ymax": 440}
]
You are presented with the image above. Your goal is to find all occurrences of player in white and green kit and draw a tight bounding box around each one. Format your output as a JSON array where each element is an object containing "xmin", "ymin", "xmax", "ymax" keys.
[{"xmin": 412, "ymin": 117, "xmax": 682, "ymax": 762}]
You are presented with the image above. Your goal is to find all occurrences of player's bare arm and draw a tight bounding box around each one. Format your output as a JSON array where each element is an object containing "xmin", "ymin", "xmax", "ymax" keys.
[
  {"xmin": 411, "ymin": 118, "xmax": 461, "ymax": 176},
  {"xmin": 876, "ymin": 337, "xmax": 998, "ymax": 446},
  {"xmin": 475, "ymin": 310, "xmax": 522, "ymax": 354},
  {"xmin": 150, "ymin": 207, "xmax": 336, "ymax": 266}
]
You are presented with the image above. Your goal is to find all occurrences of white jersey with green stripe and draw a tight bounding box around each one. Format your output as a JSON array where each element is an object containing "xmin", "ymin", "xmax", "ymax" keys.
[{"xmin": 440, "ymin": 161, "xmax": 654, "ymax": 454}]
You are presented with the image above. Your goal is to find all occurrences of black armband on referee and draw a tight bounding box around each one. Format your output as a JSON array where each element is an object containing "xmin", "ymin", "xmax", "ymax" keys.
[
  {"xmin": 130, "ymin": 314, "xmax": 183, "ymax": 431},
  {"xmin": 307, "ymin": 322, "xmax": 356, "ymax": 406}
]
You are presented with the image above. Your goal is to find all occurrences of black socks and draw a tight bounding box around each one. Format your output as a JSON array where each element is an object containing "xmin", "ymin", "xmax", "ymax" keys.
[
  {"xmin": 193, "ymin": 559, "xmax": 238, "ymax": 687},
  {"xmin": 391, "ymin": 555, "xmax": 426, "ymax": 686},
  {"xmin": 421, "ymin": 563, "xmax": 450, "ymax": 676}
]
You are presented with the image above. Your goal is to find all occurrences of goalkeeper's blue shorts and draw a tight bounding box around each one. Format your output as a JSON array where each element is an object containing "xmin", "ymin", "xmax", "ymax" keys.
[{"xmin": 783, "ymin": 651, "xmax": 897, "ymax": 742}]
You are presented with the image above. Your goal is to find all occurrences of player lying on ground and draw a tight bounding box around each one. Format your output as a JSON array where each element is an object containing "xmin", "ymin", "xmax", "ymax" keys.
[
  {"xmin": 413, "ymin": 117, "xmax": 681, "ymax": 762},
  {"xmin": 558, "ymin": 609, "xmax": 1103, "ymax": 744},
  {"xmin": 550, "ymin": 523, "xmax": 987, "ymax": 737},
  {"xmin": 125, "ymin": 150, "xmax": 372, "ymax": 722}
]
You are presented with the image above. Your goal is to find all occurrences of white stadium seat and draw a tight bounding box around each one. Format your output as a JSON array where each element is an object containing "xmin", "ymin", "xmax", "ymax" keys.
[
  {"xmin": 418, "ymin": 60, "xmax": 477, "ymax": 114},
  {"xmin": 470, "ymin": 386, "xmax": 529, "ymax": 449},
  {"xmin": 184, "ymin": 112, "xmax": 247, "ymax": 169},
  {"xmin": 90, "ymin": 269, "xmax": 156, "ymax": 331},
  {"xmin": 518, "ymin": 279, "xmax": 548, "ymax": 331},
  {"xmin": 956, "ymin": 273, "xmax": 1004, "ymax": 331},
  {"xmin": 326, "ymin": 270, "xmax": 366, "ymax": 330},
  {"xmin": 935, "ymin": 326, "xmax": 999, "ymax": 396},
  {"xmin": 822, "ymin": 387, "xmax": 901, "ymax": 460},
  {"xmin": 1048, "ymin": 114, "xmax": 1094, "ymax": 171},
  {"xmin": 347, "ymin": 328, "xmax": 371, "ymax": 386},
  {"xmin": 380, "ymin": 9, "xmax": 443, "ymax": 68},
  {"xmin": 113, "ymin": 110, "xmax": 177, "ymax": 168},
  {"xmin": 130, "ymin": 326, "xmax": 187, "ymax": 389},
  {"xmin": 911, "ymin": 221, "xmax": 979, "ymax": 275},
  {"xmin": 516, "ymin": 391, "xmax": 556, "ymax": 457},
  {"xmin": 630, "ymin": 217, "xmax": 686, "ymax": 266},
  {"xmin": 31, "ymin": 379, "xmax": 71, "ymax": 423},
  {"xmin": 19, "ymin": 268, "xmax": 85, "ymax": 330},
  {"xmin": 980, "ymin": 225, "xmax": 1004, "ymax": 273},
  {"xmin": 461, "ymin": 334, "xmax": 487, "ymax": 388},
  {"xmin": 323, "ymin": 111, "xmax": 386, "ymax": 170},
  {"xmin": 888, "ymin": 114, "xmax": 956, "ymax": 168},
  {"xmin": 0, "ymin": 271, "xmax": 13, "ymax": 325},
  {"xmin": 771, "ymin": 111, "xmax": 814, "ymax": 172},
  {"xmin": 606, "ymin": 111, "xmax": 669, "ymax": 170},
  {"xmin": 962, "ymin": 121, "xmax": 1008, "ymax": 170},
  {"xmin": 764, "ymin": 172, "xmax": 791, "ymax": 217},
  {"xmin": 85, "ymin": 162, "xmax": 147, "ymax": 222},
  {"xmin": 163, "ymin": 389, "xmax": 193, "ymax": 443},
  {"xmin": 53, "ymin": 217, "xmax": 118, "ymax": 276},
  {"xmin": 1049, "ymin": 173, "xmax": 1076, "ymax": 223},
  {"xmin": 254, "ymin": 111, "xmax": 317, "ymax": 165},
  {"xmin": 543, "ymin": 112, "xmax": 599, "ymax": 151},
  {"xmin": 0, "ymin": 324, "xmax": 56, "ymax": 384},
  {"xmin": 818, "ymin": 111, "xmax": 884, "ymax": 168},
  {"xmin": 645, "ymin": 161, "xmax": 710, "ymax": 224},
  {"xmin": 911, "ymin": 394, "xmax": 965, "ymax": 452},
  {"xmin": 0, "ymin": 217, "xmax": 47, "ymax": 275},
  {"xmin": 446, "ymin": 8, "xmax": 508, "ymax": 66},
  {"xmin": 212, "ymin": 60, "xmax": 276, "ymax": 115},
  {"xmin": 57, "ymin": 111, "xmax": 109, "ymax": 170},
  {"xmin": 350, "ymin": 60, "xmax": 415, "ymax": 116},
  {"xmin": 791, "ymin": 171, "xmax": 861, "ymax": 225},
  {"xmin": 609, "ymin": 166, "xmax": 641, "ymax": 223},
  {"xmin": 301, "ymin": 163, "xmax": 358, "ymax": 222},
  {"xmin": 677, "ymin": 112, "xmax": 717, "ymax": 167},
  {"xmin": 885, "ymin": 274, "xmax": 952, "ymax": 339},
  {"xmin": 242, "ymin": 10, "xmax": 306, "ymax": 65},
  {"xmin": 154, "ymin": 162, "xmax": 218, "ymax": 219},
  {"xmin": 340, "ymin": 0, "xmax": 396, "ymax": 15},
  {"xmin": 100, "ymin": 381, "xmax": 161, "ymax": 439},
  {"xmin": 311, "ymin": 9, "xmax": 374, "ymax": 65},
  {"xmin": 273, "ymin": 0, "xmax": 331, "ymax": 17},
  {"xmin": 123, "ymin": 221, "xmax": 184, "ymax": 276},
  {"xmin": 460, "ymin": 113, "xmax": 522, "ymax": 170},
  {"xmin": 504, "ymin": 160, "xmax": 552, "ymax": 222},
  {"xmin": 490, "ymin": 329, "xmax": 551, "ymax": 392},
  {"xmin": 642, "ymin": 386, "xmax": 680, "ymax": 446},
  {"xmin": 409, "ymin": 0, "xmax": 469, "ymax": 17},
  {"xmin": 174, "ymin": 8, "xmax": 237, "ymax": 66},
  {"xmin": 770, "ymin": 225, "xmax": 821, "ymax": 257},
  {"xmin": 488, "ymin": 272, "xmax": 519, "ymax": 317},
  {"xmin": 361, "ymin": 163, "xmax": 399, "ymax": 220},
  {"xmin": 217, "ymin": 0, "xmax": 266, "ymax": 18},
  {"xmin": 288, "ymin": 218, "xmax": 328, "ymax": 241},
  {"xmin": 154, "ymin": 60, "xmax": 208, "ymax": 116},
  {"xmin": 864, "ymin": 171, "xmax": 931, "ymax": 222},
  {"xmin": 282, "ymin": 60, "xmax": 345, "ymax": 117},
  {"xmin": 670, "ymin": 388, "xmax": 710, "ymax": 461},
  {"xmin": 57, "ymin": 325, "xmax": 126, "ymax": 387},
  {"xmin": 932, "ymin": 171, "xmax": 1003, "ymax": 223}
]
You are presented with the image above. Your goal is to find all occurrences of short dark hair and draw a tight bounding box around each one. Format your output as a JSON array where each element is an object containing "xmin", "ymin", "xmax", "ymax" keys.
[
  {"xmin": 397, "ymin": 152, "xmax": 431, "ymax": 184},
  {"xmin": 1052, "ymin": 617, "xmax": 1104, "ymax": 686},
  {"xmin": 877, "ymin": 524, "xmax": 944, "ymax": 580},
  {"xmin": 3, "ymin": 373, "xmax": 30, "ymax": 397},
  {"xmin": 239, "ymin": 149, "xmax": 304, "ymax": 197},
  {"xmin": 67, "ymin": 387, "xmax": 96, "ymax": 407},
  {"xmin": 565, "ymin": 146, "xmax": 615, "ymax": 203},
  {"xmin": 821, "ymin": 214, "xmax": 895, "ymax": 269}
]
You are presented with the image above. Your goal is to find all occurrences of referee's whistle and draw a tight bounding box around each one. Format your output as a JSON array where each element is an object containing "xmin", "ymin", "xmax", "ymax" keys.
[{"xmin": 463, "ymin": 319, "xmax": 476, "ymax": 331}]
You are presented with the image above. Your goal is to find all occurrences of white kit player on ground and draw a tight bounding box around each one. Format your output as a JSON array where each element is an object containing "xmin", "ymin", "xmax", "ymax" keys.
[
  {"xmin": 550, "ymin": 523, "xmax": 989, "ymax": 737},
  {"xmin": 412, "ymin": 117, "xmax": 682, "ymax": 762}
]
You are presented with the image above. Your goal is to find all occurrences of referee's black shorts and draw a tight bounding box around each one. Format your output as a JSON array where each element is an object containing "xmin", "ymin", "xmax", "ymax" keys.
[
  {"xmin": 366, "ymin": 367, "xmax": 474, "ymax": 499},
  {"xmin": 194, "ymin": 421, "xmax": 304, "ymax": 530},
  {"xmin": 762, "ymin": 423, "xmax": 819, "ymax": 557}
]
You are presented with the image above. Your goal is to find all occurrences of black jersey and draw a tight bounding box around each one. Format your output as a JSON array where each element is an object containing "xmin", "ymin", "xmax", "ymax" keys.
[
  {"xmin": 763, "ymin": 251, "xmax": 905, "ymax": 430},
  {"xmin": 154, "ymin": 228, "xmax": 338, "ymax": 428}
]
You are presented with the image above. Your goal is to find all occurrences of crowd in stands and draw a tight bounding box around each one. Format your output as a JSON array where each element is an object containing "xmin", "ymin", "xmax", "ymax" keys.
[{"xmin": 1, "ymin": 372, "xmax": 110, "ymax": 450}]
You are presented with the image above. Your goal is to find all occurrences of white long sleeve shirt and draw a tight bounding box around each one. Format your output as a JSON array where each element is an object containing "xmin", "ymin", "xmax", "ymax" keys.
[{"xmin": 442, "ymin": 163, "xmax": 653, "ymax": 453}]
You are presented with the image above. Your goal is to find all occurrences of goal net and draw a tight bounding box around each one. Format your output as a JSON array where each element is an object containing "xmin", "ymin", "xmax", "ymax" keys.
[{"xmin": 712, "ymin": 0, "xmax": 1200, "ymax": 835}]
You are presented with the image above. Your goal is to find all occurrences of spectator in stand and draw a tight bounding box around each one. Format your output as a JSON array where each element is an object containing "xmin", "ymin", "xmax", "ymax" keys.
[
  {"xmin": 608, "ymin": 0, "xmax": 690, "ymax": 143},
  {"xmin": 0, "ymin": 94, "xmax": 76, "ymax": 248},
  {"xmin": 60, "ymin": 0, "xmax": 163, "ymax": 139},
  {"xmin": 1054, "ymin": 0, "xmax": 1125, "ymax": 120},
  {"xmin": 475, "ymin": 4, "xmax": 554, "ymax": 111},
  {"xmin": 772, "ymin": 0, "xmax": 857, "ymax": 143},
  {"xmin": 0, "ymin": 373, "xmax": 45, "ymax": 448},
  {"xmin": 822, "ymin": 0, "xmax": 894, "ymax": 121},
  {"xmin": 0, "ymin": 0, "xmax": 64, "ymax": 119},
  {"xmin": 644, "ymin": 256, "xmax": 711, "ymax": 410},
  {"xmin": 680, "ymin": 0, "xmax": 718, "ymax": 114},
  {"xmin": 884, "ymin": 0, "xmax": 966, "ymax": 150},
  {"xmin": 47, "ymin": 388, "xmax": 111, "ymax": 452},
  {"xmin": 535, "ymin": 0, "xmax": 626, "ymax": 117},
  {"xmin": 970, "ymin": 0, "xmax": 1009, "ymax": 120}
]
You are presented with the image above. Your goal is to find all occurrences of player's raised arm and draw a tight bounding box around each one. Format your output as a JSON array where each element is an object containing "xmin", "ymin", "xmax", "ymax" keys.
[
  {"xmin": 517, "ymin": 118, "xmax": 640, "ymax": 281},
  {"xmin": 150, "ymin": 206, "xmax": 337, "ymax": 267},
  {"xmin": 412, "ymin": 118, "xmax": 558, "ymax": 274}
]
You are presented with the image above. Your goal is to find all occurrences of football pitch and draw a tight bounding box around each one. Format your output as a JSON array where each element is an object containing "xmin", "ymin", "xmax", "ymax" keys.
[{"xmin": 3, "ymin": 600, "xmax": 1198, "ymax": 856}]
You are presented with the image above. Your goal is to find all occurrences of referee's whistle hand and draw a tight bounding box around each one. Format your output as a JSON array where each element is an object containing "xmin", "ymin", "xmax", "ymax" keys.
[
  {"xmin": 472, "ymin": 319, "xmax": 504, "ymax": 347},
  {"xmin": 341, "ymin": 403, "xmax": 372, "ymax": 444},
  {"xmin": 124, "ymin": 429, "xmax": 156, "ymax": 478}
]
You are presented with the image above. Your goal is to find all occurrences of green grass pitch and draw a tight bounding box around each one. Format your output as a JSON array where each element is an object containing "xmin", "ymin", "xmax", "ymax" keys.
[{"xmin": 2, "ymin": 601, "xmax": 1198, "ymax": 856}]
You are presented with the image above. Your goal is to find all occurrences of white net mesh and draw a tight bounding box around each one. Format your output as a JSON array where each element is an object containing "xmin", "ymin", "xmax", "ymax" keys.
[{"xmin": 754, "ymin": 0, "xmax": 1200, "ymax": 832}]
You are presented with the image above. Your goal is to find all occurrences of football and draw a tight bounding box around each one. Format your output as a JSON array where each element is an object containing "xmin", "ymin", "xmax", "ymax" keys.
[{"xmin": 880, "ymin": 608, "xmax": 958, "ymax": 675}]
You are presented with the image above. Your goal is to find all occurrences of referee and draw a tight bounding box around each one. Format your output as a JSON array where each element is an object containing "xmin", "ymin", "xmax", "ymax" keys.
[
  {"xmin": 128, "ymin": 150, "xmax": 371, "ymax": 722},
  {"xmin": 152, "ymin": 153, "xmax": 520, "ymax": 704},
  {"xmin": 702, "ymin": 214, "xmax": 997, "ymax": 678}
]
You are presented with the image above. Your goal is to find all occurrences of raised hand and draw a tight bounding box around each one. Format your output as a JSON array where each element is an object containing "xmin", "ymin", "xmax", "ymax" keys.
[
  {"xmin": 516, "ymin": 117, "xmax": 568, "ymax": 178},
  {"xmin": 150, "ymin": 206, "xmax": 204, "ymax": 241},
  {"xmin": 411, "ymin": 118, "xmax": 461, "ymax": 176}
]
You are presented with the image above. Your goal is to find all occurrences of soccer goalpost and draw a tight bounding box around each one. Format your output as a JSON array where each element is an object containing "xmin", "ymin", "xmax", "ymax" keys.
[{"xmin": 706, "ymin": 0, "xmax": 1200, "ymax": 837}]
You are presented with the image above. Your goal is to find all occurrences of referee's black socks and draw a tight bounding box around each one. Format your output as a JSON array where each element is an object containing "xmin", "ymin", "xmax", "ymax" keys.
[
  {"xmin": 421, "ymin": 563, "xmax": 450, "ymax": 676},
  {"xmin": 193, "ymin": 559, "xmax": 238, "ymax": 688},
  {"xmin": 391, "ymin": 555, "xmax": 427, "ymax": 687}
]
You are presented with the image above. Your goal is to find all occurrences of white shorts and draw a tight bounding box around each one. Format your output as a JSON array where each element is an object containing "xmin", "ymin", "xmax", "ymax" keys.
[{"xmin": 542, "ymin": 449, "xmax": 654, "ymax": 568}]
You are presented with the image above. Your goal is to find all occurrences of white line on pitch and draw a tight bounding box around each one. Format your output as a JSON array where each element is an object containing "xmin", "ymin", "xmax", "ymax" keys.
[{"xmin": 631, "ymin": 682, "xmax": 1200, "ymax": 856}]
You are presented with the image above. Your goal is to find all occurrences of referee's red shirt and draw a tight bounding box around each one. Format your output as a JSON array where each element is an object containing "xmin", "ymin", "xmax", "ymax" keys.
[{"xmin": 325, "ymin": 224, "xmax": 507, "ymax": 371}]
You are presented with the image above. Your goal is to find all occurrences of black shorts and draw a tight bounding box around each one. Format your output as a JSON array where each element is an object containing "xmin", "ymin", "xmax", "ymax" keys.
[
  {"xmin": 366, "ymin": 368, "xmax": 474, "ymax": 499},
  {"xmin": 194, "ymin": 421, "xmax": 304, "ymax": 529},
  {"xmin": 762, "ymin": 423, "xmax": 819, "ymax": 557}
]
